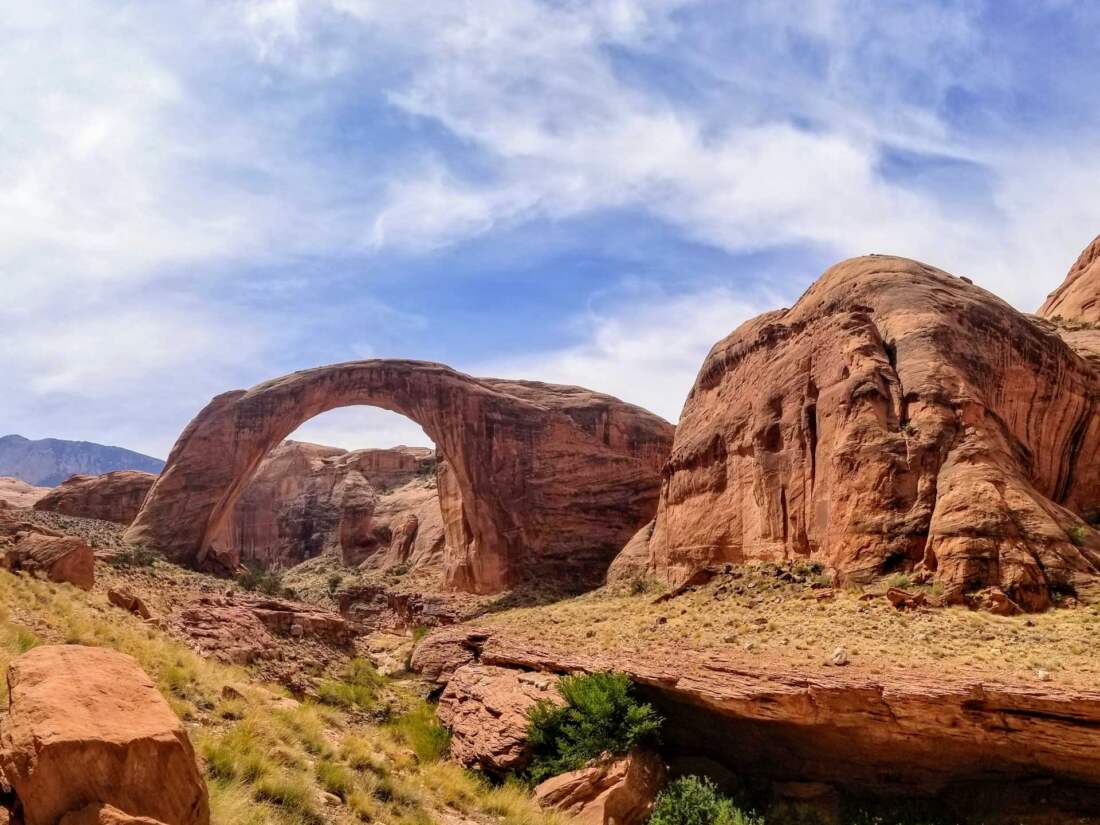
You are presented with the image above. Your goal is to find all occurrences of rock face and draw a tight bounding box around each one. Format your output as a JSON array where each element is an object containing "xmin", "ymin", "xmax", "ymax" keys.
[
  {"xmin": 534, "ymin": 750, "xmax": 666, "ymax": 825},
  {"xmin": 34, "ymin": 471, "xmax": 157, "ymax": 525},
  {"xmin": 0, "ymin": 645, "xmax": 209, "ymax": 825},
  {"xmin": 126, "ymin": 360, "xmax": 673, "ymax": 593},
  {"xmin": 627, "ymin": 254, "xmax": 1100, "ymax": 610},
  {"xmin": 435, "ymin": 663, "xmax": 562, "ymax": 773},
  {"xmin": 1040, "ymin": 234, "xmax": 1100, "ymax": 323},
  {"xmin": 415, "ymin": 627, "xmax": 1100, "ymax": 811},
  {"xmin": 59, "ymin": 804, "xmax": 169, "ymax": 825},
  {"xmin": 0, "ymin": 513, "xmax": 94, "ymax": 590},
  {"xmin": 0, "ymin": 477, "xmax": 50, "ymax": 509}
]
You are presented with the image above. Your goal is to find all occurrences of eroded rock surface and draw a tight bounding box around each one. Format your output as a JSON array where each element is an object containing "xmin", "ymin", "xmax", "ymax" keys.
[
  {"xmin": 627, "ymin": 254, "xmax": 1100, "ymax": 609},
  {"xmin": 415, "ymin": 626, "xmax": 1100, "ymax": 803},
  {"xmin": 34, "ymin": 471, "xmax": 157, "ymax": 525},
  {"xmin": 0, "ymin": 477, "xmax": 50, "ymax": 510},
  {"xmin": 0, "ymin": 645, "xmax": 209, "ymax": 825},
  {"xmin": 436, "ymin": 663, "xmax": 561, "ymax": 773},
  {"xmin": 534, "ymin": 750, "xmax": 666, "ymax": 825},
  {"xmin": 126, "ymin": 360, "xmax": 672, "ymax": 593},
  {"xmin": 0, "ymin": 513, "xmax": 94, "ymax": 590}
]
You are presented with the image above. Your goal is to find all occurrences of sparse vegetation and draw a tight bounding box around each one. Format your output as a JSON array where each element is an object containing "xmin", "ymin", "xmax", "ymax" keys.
[
  {"xmin": 526, "ymin": 670, "xmax": 662, "ymax": 782},
  {"xmin": 236, "ymin": 562, "xmax": 288, "ymax": 597},
  {"xmin": 108, "ymin": 543, "xmax": 159, "ymax": 568},
  {"xmin": 649, "ymin": 775, "xmax": 763, "ymax": 825},
  {"xmin": 316, "ymin": 657, "xmax": 386, "ymax": 711},
  {"xmin": 1067, "ymin": 524, "xmax": 1090, "ymax": 547},
  {"xmin": 394, "ymin": 699, "xmax": 452, "ymax": 762}
]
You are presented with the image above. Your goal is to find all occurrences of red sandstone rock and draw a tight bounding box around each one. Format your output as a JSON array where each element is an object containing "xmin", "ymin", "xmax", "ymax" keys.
[
  {"xmin": 1040, "ymin": 234, "xmax": 1100, "ymax": 323},
  {"xmin": 34, "ymin": 471, "xmax": 156, "ymax": 525},
  {"xmin": 534, "ymin": 750, "xmax": 666, "ymax": 825},
  {"xmin": 0, "ymin": 514, "xmax": 94, "ymax": 590},
  {"xmin": 885, "ymin": 588, "xmax": 927, "ymax": 610},
  {"xmin": 625, "ymin": 254, "xmax": 1100, "ymax": 610},
  {"xmin": 0, "ymin": 477, "xmax": 50, "ymax": 509},
  {"xmin": 59, "ymin": 804, "xmax": 169, "ymax": 825},
  {"xmin": 107, "ymin": 588, "xmax": 152, "ymax": 620},
  {"xmin": 415, "ymin": 626, "xmax": 1100, "ymax": 800},
  {"xmin": 436, "ymin": 663, "xmax": 562, "ymax": 773},
  {"xmin": 0, "ymin": 645, "xmax": 209, "ymax": 825},
  {"xmin": 125, "ymin": 360, "xmax": 672, "ymax": 593}
]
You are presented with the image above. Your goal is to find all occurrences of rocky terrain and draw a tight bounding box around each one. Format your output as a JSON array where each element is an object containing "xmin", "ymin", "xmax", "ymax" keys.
[
  {"xmin": 0, "ymin": 479, "xmax": 49, "ymax": 510},
  {"xmin": 6, "ymin": 237, "xmax": 1100, "ymax": 824},
  {"xmin": 0, "ymin": 435, "xmax": 164, "ymax": 487}
]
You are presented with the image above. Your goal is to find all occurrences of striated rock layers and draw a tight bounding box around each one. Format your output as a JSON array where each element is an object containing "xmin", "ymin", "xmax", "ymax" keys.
[
  {"xmin": 34, "ymin": 471, "xmax": 157, "ymax": 525},
  {"xmin": 205, "ymin": 440, "xmax": 439, "ymax": 570},
  {"xmin": 414, "ymin": 626, "xmax": 1100, "ymax": 812},
  {"xmin": 0, "ymin": 645, "xmax": 209, "ymax": 825},
  {"xmin": 126, "ymin": 360, "xmax": 672, "ymax": 593},
  {"xmin": 623, "ymin": 252, "xmax": 1100, "ymax": 610}
]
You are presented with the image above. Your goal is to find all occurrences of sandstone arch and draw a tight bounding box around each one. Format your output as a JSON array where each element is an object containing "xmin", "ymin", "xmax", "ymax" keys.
[{"xmin": 124, "ymin": 359, "xmax": 673, "ymax": 593}]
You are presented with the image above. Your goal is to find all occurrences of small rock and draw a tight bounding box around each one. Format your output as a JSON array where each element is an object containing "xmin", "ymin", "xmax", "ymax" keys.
[
  {"xmin": 1036, "ymin": 669, "xmax": 1052, "ymax": 682},
  {"xmin": 827, "ymin": 647, "xmax": 849, "ymax": 667}
]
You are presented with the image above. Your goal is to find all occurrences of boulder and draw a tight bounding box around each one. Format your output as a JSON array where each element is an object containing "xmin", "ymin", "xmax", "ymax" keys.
[
  {"xmin": 59, "ymin": 803, "xmax": 169, "ymax": 825},
  {"xmin": 125, "ymin": 360, "xmax": 673, "ymax": 592},
  {"xmin": 107, "ymin": 588, "xmax": 152, "ymax": 620},
  {"xmin": 0, "ymin": 645, "xmax": 209, "ymax": 825},
  {"xmin": 632, "ymin": 253, "xmax": 1100, "ymax": 610},
  {"xmin": 534, "ymin": 750, "xmax": 666, "ymax": 825},
  {"xmin": 0, "ymin": 515, "xmax": 94, "ymax": 590},
  {"xmin": 34, "ymin": 472, "xmax": 157, "ymax": 525},
  {"xmin": 436, "ymin": 663, "xmax": 562, "ymax": 773}
]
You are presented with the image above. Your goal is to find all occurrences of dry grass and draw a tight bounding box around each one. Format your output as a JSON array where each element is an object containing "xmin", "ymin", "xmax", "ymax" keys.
[
  {"xmin": 0, "ymin": 569, "xmax": 568, "ymax": 825},
  {"xmin": 479, "ymin": 564, "xmax": 1100, "ymax": 687}
]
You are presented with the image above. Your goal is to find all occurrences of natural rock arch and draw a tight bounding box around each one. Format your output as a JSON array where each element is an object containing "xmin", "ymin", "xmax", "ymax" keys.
[{"xmin": 124, "ymin": 359, "xmax": 673, "ymax": 593}]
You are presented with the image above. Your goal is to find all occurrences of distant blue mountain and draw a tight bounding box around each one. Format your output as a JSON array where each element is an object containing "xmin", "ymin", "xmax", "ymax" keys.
[{"xmin": 0, "ymin": 434, "xmax": 165, "ymax": 487}]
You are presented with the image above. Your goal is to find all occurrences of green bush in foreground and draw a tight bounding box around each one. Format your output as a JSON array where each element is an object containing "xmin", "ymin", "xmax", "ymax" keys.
[
  {"xmin": 526, "ymin": 670, "xmax": 662, "ymax": 782},
  {"xmin": 649, "ymin": 776, "xmax": 763, "ymax": 825}
]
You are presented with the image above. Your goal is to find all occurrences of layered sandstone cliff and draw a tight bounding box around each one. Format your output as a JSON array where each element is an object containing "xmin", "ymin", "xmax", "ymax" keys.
[
  {"xmin": 34, "ymin": 471, "xmax": 157, "ymax": 524},
  {"xmin": 618, "ymin": 252, "xmax": 1100, "ymax": 610}
]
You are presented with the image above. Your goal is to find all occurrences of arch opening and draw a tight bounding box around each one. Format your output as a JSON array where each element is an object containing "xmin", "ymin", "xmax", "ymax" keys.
[{"xmin": 124, "ymin": 359, "xmax": 674, "ymax": 595}]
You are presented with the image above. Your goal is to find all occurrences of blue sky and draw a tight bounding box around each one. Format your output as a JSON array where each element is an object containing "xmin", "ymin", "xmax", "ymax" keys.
[{"xmin": 3, "ymin": 0, "xmax": 1100, "ymax": 457}]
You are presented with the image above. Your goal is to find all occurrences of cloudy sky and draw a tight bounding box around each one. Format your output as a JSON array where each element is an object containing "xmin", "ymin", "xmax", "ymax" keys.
[{"xmin": 4, "ymin": 0, "xmax": 1100, "ymax": 457}]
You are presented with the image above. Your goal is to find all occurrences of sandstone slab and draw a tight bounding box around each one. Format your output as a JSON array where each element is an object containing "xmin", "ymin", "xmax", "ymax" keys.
[
  {"xmin": 0, "ymin": 645, "xmax": 208, "ymax": 825},
  {"xmin": 534, "ymin": 750, "xmax": 666, "ymax": 825},
  {"xmin": 0, "ymin": 514, "xmax": 94, "ymax": 590},
  {"xmin": 34, "ymin": 472, "xmax": 157, "ymax": 526}
]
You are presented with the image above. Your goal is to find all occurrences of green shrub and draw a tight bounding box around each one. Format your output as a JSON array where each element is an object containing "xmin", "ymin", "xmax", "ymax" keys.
[
  {"xmin": 236, "ymin": 563, "xmax": 285, "ymax": 596},
  {"xmin": 326, "ymin": 574, "xmax": 344, "ymax": 596},
  {"xmin": 395, "ymin": 701, "xmax": 451, "ymax": 762},
  {"xmin": 109, "ymin": 544, "xmax": 158, "ymax": 568},
  {"xmin": 316, "ymin": 658, "xmax": 386, "ymax": 710},
  {"xmin": 649, "ymin": 776, "xmax": 763, "ymax": 825},
  {"xmin": 1067, "ymin": 524, "xmax": 1090, "ymax": 547},
  {"xmin": 526, "ymin": 671, "xmax": 662, "ymax": 782}
]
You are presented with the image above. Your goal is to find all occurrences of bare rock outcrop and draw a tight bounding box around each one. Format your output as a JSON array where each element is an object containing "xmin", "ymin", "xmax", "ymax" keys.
[
  {"xmin": 0, "ymin": 478, "xmax": 50, "ymax": 510},
  {"xmin": 107, "ymin": 588, "xmax": 152, "ymax": 620},
  {"xmin": 33, "ymin": 471, "xmax": 156, "ymax": 525},
  {"xmin": 415, "ymin": 626, "xmax": 1100, "ymax": 806},
  {"xmin": 534, "ymin": 750, "xmax": 666, "ymax": 825},
  {"xmin": 0, "ymin": 513, "xmax": 94, "ymax": 590},
  {"xmin": 1040, "ymin": 234, "xmax": 1100, "ymax": 323},
  {"xmin": 59, "ymin": 804, "xmax": 169, "ymax": 825},
  {"xmin": 625, "ymin": 254, "xmax": 1100, "ymax": 610},
  {"xmin": 0, "ymin": 645, "xmax": 209, "ymax": 825},
  {"xmin": 436, "ymin": 663, "xmax": 562, "ymax": 773},
  {"xmin": 126, "ymin": 360, "xmax": 673, "ymax": 593}
]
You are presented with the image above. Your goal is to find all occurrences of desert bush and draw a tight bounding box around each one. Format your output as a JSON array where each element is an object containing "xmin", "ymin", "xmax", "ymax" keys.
[
  {"xmin": 108, "ymin": 544, "xmax": 158, "ymax": 568},
  {"xmin": 1067, "ymin": 524, "xmax": 1090, "ymax": 547},
  {"xmin": 317, "ymin": 657, "xmax": 386, "ymax": 710},
  {"xmin": 649, "ymin": 775, "xmax": 763, "ymax": 825},
  {"xmin": 326, "ymin": 573, "xmax": 344, "ymax": 596},
  {"xmin": 526, "ymin": 671, "xmax": 662, "ymax": 782},
  {"xmin": 236, "ymin": 563, "xmax": 286, "ymax": 596}
]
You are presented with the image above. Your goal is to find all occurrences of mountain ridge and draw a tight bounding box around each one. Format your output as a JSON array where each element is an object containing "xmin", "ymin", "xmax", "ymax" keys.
[{"xmin": 0, "ymin": 434, "xmax": 165, "ymax": 487}]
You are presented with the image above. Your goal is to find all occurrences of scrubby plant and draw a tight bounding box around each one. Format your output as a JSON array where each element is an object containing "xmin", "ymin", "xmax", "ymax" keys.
[
  {"xmin": 1067, "ymin": 524, "xmax": 1090, "ymax": 547},
  {"xmin": 317, "ymin": 657, "xmax": 386, "ymax": 710},
  {"xmin": 108, "ymin": 544, "xmax": 158, "ymax": 568},
  {"xmin": 395, "ymin": 700, "xmax": 452, "ymax": 762},
  {"xmin": 526, "ymin": 671, "xmax": 662, "ymax": 782},
  {"xmin": 649, "ymin": 775, "xmax": 763, "ymax": 825},
  {"xmin": 236, "ymin": 562, "xmax": 286, "ymax": 596},
  {"xmin": 326, "ymin": 573, "xmax": 344, "ymax": 596}
]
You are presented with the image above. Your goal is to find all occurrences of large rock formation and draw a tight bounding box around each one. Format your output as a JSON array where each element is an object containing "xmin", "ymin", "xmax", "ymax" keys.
[
  {"xmin": 415, "ymin": 626, "xmax": 1100, "ymax": 814},
  {"xmin": 206, "ymin": 440, "xmax": 442, "ymax": 571},
  {"xmin": 0, "ymin": 645, "xmax": 209, "ymax": 825},
  {"xmin": 34, "ymin": 471, "xmax": 157, "ymax": 525},
  {"xmin": 622, "ymin": 253, "xmax": 1100, "ymax": 610},
  {"xmin": 0, "ymin": 513, "xmax": 94, "ymax": 590},
  {"xmin": 126, "ymin": 361, "xmax": 673, "ymax": 593},
  {"xmin": 1040, "ymin": 234, "xmax": 1100, "ymax": 323},
  {"xmin": 0, "ymin": 477, "xmax": 50, "ymax": 509}
]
